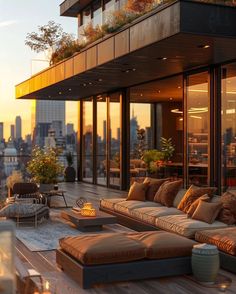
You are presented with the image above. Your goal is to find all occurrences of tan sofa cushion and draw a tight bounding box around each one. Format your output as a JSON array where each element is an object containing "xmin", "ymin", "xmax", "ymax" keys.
[
  {"xmin": 195, "ymin": 228, "xmax": 236, "ymax": 256},
  {"xmin": 129, "ymin": 231, "xmax": 197, "ymax": 259},
  {"xmin": 192, "ymin": 201, "xmax": 222, "ymax": 224},
  {"xmin": 218, "ymin": 191, "xmax": 236, "ymax": 225},
  {"xmin": 154, "ymin": 180, "xmax": 182, "ymax": 207},
  {"xmin": 59, "ymin": 233, "xmax": 146, "ymax": 265},
  {"xmin": 114, "ymin": 200, "xmax": 162, "ymax": 216},
  {"xmin": 187, "ymin": 194, "xmax": 210, "ymax": 217},
  {"xmin": 173, "ymin": 189, "xmax": 187, "ymax": 208},
  {"xmin": 126, "ymin": 182, "xmax": 149, "ymax": 201},
  {"xmin": 156, "ymin": 214, "xmax": 227, "ymax": 238},
  {"xmin": 131, "ymin": 206, "xmax": 184, "ymax": 226},
  {"xmin": 100, "ymin": 198, "xmax": 125, "ymax": 211},
  {"xmin": 177, "ymin": 185, "xmax": 216, "ymax": 213},
  {"xmin": 143, "ymin": 178, "xmax": 169, "ymax": 201}
]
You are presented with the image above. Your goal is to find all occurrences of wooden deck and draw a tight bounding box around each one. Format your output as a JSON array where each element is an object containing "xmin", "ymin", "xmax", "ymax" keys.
[{"xmin": 16, "ymin": 182, "xmax": 236, "ymax": 294}]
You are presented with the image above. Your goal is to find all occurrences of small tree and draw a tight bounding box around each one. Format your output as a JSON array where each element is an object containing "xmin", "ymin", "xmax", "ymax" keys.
[{"xmin": 25, "ymin": 21, "xmax": 75, "ymax": 65}]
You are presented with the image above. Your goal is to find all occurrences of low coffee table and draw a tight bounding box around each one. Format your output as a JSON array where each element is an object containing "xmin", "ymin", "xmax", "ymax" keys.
[{"xmin": 61, "ymin": 210, "xmax": 117, "ymax": 232}]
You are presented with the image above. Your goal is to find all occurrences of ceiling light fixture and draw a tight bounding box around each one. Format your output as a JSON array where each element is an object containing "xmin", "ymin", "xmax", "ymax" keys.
[
  {"xmin": 198, "ymin": 44, "xmax": 210, "ymax": 49},
  {"xmin": 68, "ymin": 88, "xmax": 72, "ymax": 91},
  {"xmin": 98, "ymin": 78, "xmax": 103, "ymax": 82},
  {"xmin": 59, "ymin": 92, "xmax": 62, "ymax": 95},
  {"xmin": 157, "ymin": 57, "xmax": 167, "ymax": 60}
]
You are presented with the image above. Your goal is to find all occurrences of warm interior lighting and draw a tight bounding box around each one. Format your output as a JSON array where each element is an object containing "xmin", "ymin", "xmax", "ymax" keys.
[
  {"xmin": 171, "ymin": 107, "xmax": 208, "ymax": 114},
  {"xmin": 81, "ymin": 203, "xmax": 96, "ymax": 217},
  {"xmin": 198, "ymin": 44, "xmax": 210, "ymax": 49},
  {"xmin": 190, "ymin": 115, "xmax": 202, "ymax": 119}
]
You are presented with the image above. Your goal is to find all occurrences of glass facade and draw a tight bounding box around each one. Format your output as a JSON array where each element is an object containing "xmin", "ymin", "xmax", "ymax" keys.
[
  {"xmin": 130, "ymin": 75, "xmax": 183, "ymax": 184},
  {"xmin": 187, "ymin": 72, "xmax": 209, "ymax": 186},
  {"xmin": 221, "ymin": 63, "xmax": 236, "ymax": 191},
  {"xmin": 96, "ymin": 95, "xmax": 107, "ymax": 185},
  {"xmin": 108, "ymin": 92, "xmax": 121, "ymax": 188},
  {"xmin": 82, "ymin": 98, "xmax": 93, "ymax": 182},
  {"xmin": 76, "ymin": 62, "xmax": 236, "ymax": 193}
]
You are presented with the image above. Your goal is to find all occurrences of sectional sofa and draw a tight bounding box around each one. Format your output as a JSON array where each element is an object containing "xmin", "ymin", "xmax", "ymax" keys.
[{"xmin": 100, "ymin": 190, "xmax": 228, "ymax": 238}]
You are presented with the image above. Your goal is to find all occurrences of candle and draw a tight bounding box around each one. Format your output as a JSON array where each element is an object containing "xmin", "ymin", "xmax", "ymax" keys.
[{"xmin": 83, "ymin": 202, "xmax": 93, "ymax": 209}]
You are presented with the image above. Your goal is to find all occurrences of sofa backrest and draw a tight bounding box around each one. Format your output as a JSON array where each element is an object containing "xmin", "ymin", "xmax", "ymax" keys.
[{"xmin": 173, "ymin": 189, "xmax": 187, "ymax": 208}]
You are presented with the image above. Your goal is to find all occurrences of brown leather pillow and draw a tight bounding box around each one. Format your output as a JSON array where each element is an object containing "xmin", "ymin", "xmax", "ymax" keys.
[
  {"xmin": 154, "ymin": 180, "xmax": 182, "ymax": 207},
  {"xmin": 218, "ymin": 191, "xmax": 236, "ymax": 225},
  {"xmin": 143, "ymin": 177, "xmax": 169, "ymax": 201},
  {"xmin": 192, "ymin": 200, "xmax": 222, "ymax": 224},
  {"xmin": 126, "ymin": 182, "xmax": 149, "ymax": 201},
  {"xmin": 187, "ymin": 194, "xmax": 210, "ymax": 217},
  {"xmin": 177, "ymin": 185, "xmax": 217, "ymax": 213}
]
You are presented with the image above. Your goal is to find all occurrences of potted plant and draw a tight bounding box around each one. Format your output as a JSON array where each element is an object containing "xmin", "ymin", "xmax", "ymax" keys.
[
  {"xmin": 64, "ymin": 152, "xmax": 76, "ymax": 182},
  {"xmin": 142, "ymin": 149, "xmax": 164, "ymax": 175},
  {"xmin": 27, "ymin": 147, "xmax": 63, "ymax": 192},
  {"xmin": 6, "ymin": 170, "xmax": 23, "ymax": 197},
  {"xmin": 161, "ymin": 137, "xmax": 175, "ymax": 162}
]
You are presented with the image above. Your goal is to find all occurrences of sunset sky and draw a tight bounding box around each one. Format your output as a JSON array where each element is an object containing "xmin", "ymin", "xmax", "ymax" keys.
[{"xmin": 0, "ymin": 0, "xmax": 77, "ymax": 139}]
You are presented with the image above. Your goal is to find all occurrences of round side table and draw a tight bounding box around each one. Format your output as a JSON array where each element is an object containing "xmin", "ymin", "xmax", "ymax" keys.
[{"xmin": 191, "ymin": 243, "xmax": 219, "ymax": 284}]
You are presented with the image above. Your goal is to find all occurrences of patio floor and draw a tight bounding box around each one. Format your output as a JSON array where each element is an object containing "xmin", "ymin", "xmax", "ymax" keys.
[{"xmin": 16, "ymin": 182, "xmax": 236, "ymax": 294}]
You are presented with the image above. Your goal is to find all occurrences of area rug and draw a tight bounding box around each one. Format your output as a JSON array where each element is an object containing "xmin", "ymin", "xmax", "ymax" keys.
[{"xmin": 16, "ymin": 210, "xmax": 133, "ymax": 252}]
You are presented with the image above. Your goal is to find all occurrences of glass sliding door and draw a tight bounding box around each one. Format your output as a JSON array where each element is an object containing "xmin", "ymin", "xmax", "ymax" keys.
[
  {"xmin": 221, "ymin": 63, "xmax": 236, "ymax": 191},
  {"xmin": 108, "ymin": 92, "xmax": 121, "ymax": 188},
  {"xmin": 82, "ymin": 97, "xmax": 93, "ymax": 182},
  {"xmin": 96, "ymin": 95, "xmax": 107, "ymax": 185},
  {"xmin": 187, "ymin": 72, "xmax": 210, "ymax": 186},
  {"xmin": 130, "ymin": 75, "xmax": 183, "ymax": 184}
]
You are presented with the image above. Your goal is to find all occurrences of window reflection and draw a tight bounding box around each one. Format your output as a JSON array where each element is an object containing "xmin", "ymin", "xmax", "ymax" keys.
[
  {"xmin": 97, "ymin": 95, "xmax": 107, "ymax": 185},
  {"xmin": 187, "ymin": 72, "xmax": 209, "ymax": 186},
  {"xmin": 82, "ymin": 98, "xmax": 93, "ymax": 182},
  {"xmin": 222, "ymin": 63, "xmax": 236, "ymax": 191},
  {"xmin": 130, "ymin": 75, "xmax": 183, "ymax": 184},
  {"xmin": 109, "ymin": 92, "xmax": 121, "ymax": 188},
  {"xmin": 93, "ymin": 0, "xmax": 103, "ymax": 27}
]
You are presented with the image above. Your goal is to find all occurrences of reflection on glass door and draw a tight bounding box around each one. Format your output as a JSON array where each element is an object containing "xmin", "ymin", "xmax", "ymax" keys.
[
  {"xmin": 96, "ymin": 95, "xmax": 107, "ymax": 185},
  {"xmin": 221, "ymin": 63, "xmax": 236, "ymax": 191},
  {"xmin": 108, "ymin": 92, "xmax": 121, "ymax": 188},
  {"xmin": 82, "ymin": 98, "xmax": 93, "ymax": 182},
  {"xmin": 187, "ymin": 72, "xmax": 209, "ymax": 186}
]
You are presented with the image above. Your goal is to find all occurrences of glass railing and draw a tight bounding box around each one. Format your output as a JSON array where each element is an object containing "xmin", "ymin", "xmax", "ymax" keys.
[{"xmin": 0, "ymin": 155, "xmax": 78, "ymax": 198}]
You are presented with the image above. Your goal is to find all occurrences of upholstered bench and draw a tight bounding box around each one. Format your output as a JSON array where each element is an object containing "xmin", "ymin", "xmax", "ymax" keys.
[
  {"xmin": 195, "ymin": 227, "xmax": 236, "ymax": 274},
  {"xmin": 56, "ymin": 231, "xmax": 197, "ymax": 288}
]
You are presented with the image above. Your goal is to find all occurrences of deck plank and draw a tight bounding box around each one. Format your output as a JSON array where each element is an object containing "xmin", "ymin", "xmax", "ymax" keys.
[{"xmin": 15, "ymin": 182, "xmax": 236, "ymax": 294}]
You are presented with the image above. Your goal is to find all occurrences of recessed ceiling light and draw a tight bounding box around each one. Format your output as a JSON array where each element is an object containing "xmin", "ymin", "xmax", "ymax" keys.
[
  {"xmin": 132, "ymin": 68, "xmax": 136, "ymax": 72},
  {"xmin": 59, "ymin": 92, "xmax": 62, "ymax": 95},
  {"xmin": 157, "ymin": 57, "xmax": 167, "ymax": 60},
  {"xmin": 125, "ymin": 69, "xmax": 130, "ymax": 73},
  {"xmin": 89, "ymin": 82, "xmax": 92, "ymax": 85},
  {"xmin": 198, "ymin": 44, "xmax": 210, "ymax": 49},
  {"xmin": 68, "ymin": 88, "xmax": 72, "ymax": 91},
  {"xmin": 178, "ymin": 86, "xmax": 181, "ymax": 89},
  {"xmin": 140, "ymin": 93, "xmax": 143, "ymax": 97},
  {"xmin": 170, "ymin": 97, "xmax": 173, "ymax": 100},
  {"xmin": 157, "ymin": 90, "xmax": 161, "ymax": 93},
  {"xmin": 83, "ymin": 83, "xmax": 87, "ymax": 87},
  {"xmin": 48, "ymin": 95, "xmax": 51, "ymax": 98},
  {"xmin": 98, "ymin": 78, "xmax": 103, "ymax": 82}
]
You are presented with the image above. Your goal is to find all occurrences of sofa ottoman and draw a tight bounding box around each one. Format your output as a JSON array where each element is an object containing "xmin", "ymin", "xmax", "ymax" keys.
[
  {"xmin": 57, "ymin": 231, "xmax": 197, "ymax": 288},
  {"xmin": 195, "ymin": 227, "xmax": 236, "ymax": 273}
]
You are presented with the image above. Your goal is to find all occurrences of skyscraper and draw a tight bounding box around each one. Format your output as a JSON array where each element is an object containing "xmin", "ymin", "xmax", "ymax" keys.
[
  {"xmin": 15, "ymin": 116, "xmax": 22, "ymax": 139},
  {"xmin": 31, "ymin": 100, "xmax": 65, "ymax": 147},
  {"xmin": 66, "ymin": 123, "xmax": 74, "ymax": 135},
  {"xmin": 0, "ymin": 122, "xmax": 3, "ymax": 141},
  {"xmin": 10, "ymin": 124, "xmax": 15, "ymax": 139}
]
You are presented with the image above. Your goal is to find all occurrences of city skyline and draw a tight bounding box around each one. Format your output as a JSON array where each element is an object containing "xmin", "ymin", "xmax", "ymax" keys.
[{"xmin": 0, "ymin": 0, "xmax": 77, "ymax": 138}]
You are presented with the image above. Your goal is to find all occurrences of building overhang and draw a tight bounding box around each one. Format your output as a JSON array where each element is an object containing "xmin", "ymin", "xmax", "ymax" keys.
[
  {"xmin": 16, "ymin": 0, "xmax": 236, "ymax": 101},
  {"xmin": 60, "ymin": 0, "xmax": 90, "ymax": 17}
]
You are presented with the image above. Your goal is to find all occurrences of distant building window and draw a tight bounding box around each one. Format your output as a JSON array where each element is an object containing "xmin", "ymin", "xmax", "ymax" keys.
[{"xmin": 92, "ymin": 0, "xmax": 102, "ymax": 27}]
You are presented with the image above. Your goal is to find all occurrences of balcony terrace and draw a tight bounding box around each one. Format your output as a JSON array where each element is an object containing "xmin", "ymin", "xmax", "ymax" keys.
[
  {"xmin": 16, "ymin": 0, "xmax": 236, "ymax": 102},
  {"xmin": 12, "ymin": 182, "xmax": 236, "ymax": 293}
]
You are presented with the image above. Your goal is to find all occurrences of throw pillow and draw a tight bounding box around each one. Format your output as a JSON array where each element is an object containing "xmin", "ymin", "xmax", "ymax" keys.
[
  {"xmin": 143, "ymin": 177, "xmax": 169, "ymax": 201},
  {"xmin": 192, "ymin": 200, "xmax": 222, "ymax": 224},
  {"xmin": 218, "ymin": 191, "xmax": 236, "ymax": 225},
  {"xmin": 154, "ymin": 180, "xmax": 182, "ymax": 207},
  {"xmin": 186, "ymin": 194, "xmax": 210, "ymax": 217},
  {"xmin": 126, "ymin": 182, "xmax": 149, "ymax": 201},
  {"xmin": 177, "ymin": 185, "xmax": 217, "ymax": 213}
]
